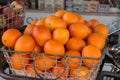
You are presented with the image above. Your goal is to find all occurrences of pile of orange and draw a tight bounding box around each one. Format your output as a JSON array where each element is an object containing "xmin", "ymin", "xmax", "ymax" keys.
[{"xmin": 1, "ymin": 9, "xmax": 109, "ymax": 79}]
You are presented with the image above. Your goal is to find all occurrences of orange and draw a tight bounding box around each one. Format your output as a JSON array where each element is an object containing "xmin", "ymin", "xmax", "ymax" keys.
[
  {"xmin": 70, "ymin": 66, "xmax": 90, "ymax": 79},
  {"xmin": 10, "ymin": 53, "xmax": 29, "ymax": 70},
  {"xmin": 32, "ymin": 25, "xmax": 51, "ymax": 47},
  {"xmin": 68, "ymin": 23, "xmax": 90, "ymax": 39},
  {"xmin": 54, "ymin": 9, "xmax": 67, "ymax": 18},
  {"xmin": 51, "ymin": 63, "xmax": 68, "ymax": 79},
  {"xmin": 76, "ymin": 14, "xmax": 85, "ymax": 23},
  {"xmin": 26, "ymin": 65, "xmax": 36, "ymax": 77},
  {"xmin": 35, "ymin": 54, "xmax": 56, "ymax": 71},
  {"xmin": 82, "ymin": 45, "xmax": 102, "ymax": 67},
  {"xmin": 63, "ymin": 12, "xmax": 79, "ymax": 25},
  {"xmin": 93, "ymin": 24, "xmax": 109, "ymax": 39},
  {"xmin": 30, "ymin": 20, "xmax": 37, "ymax": 25},
  {"xmin": 66, "ymin": 37, "xmax": 86, "ymax": 52},
  {"xmin": 88, "ymin": 19, "xmax": 100, "ymax": 29},
  {"xmin": 35, "ymin": 18, "xmax": 46, "ymax": 26},
  {"xmin": 44, "ymin": 39, "xmax": 65, "ymax": 59},
  {"xmin": 52, "ymin": 28, "xmax": 70, "ymax": 45},
  {"xmin": 14, "ymin": 35, "xmax": 36, "ymax": 52},
  {"xmin": 87, "ymin": 33, "xmax": 106, "ymax": 50},
  {"xmin": 62, "ymin": 50, "xmax": 81, "ymax": 69},
  {"xmin": 2, "ymin": 29, "xmax": 22, "ymax": 48},
  {"xmin": 85, "ymin": 20, "xmax": 91, "ymax": 28},
  {"xmin": 45, "ymin": 15, "xmax": 67, "ymax": 31},
  {"xmin": 29, "ymin": 44, "xmax": 43, "ymax": 58},
  {"xmin": 24, "ymin": 24, "xmax": 35, "ymax": 35}
]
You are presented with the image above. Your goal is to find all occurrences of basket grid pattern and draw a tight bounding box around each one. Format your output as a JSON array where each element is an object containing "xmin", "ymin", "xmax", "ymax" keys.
[{"xmin": 1, "ymin": 46, "xmax": 105, "ymax": 80}]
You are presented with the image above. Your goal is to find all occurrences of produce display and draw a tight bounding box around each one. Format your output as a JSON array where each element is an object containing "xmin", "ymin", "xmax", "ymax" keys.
[
  {"xmin": 1, "ymin": 9, "xmax": 109, "ymax": 80},
  {"xmin": 0, "ymin": 1, "xmax": 25, "ymax": 34}
]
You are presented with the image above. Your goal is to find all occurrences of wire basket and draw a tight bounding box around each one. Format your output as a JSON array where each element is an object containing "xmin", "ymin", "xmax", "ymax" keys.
[
  {"xmin": 0, "ymin": 4, "xmax": 25, "ymax": 35},
  {"xmin": 1, "ymin": 46, "xmax": 105, "ymax": 80}
]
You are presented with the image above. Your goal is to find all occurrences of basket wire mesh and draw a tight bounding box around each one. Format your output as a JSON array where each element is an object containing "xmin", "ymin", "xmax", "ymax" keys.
[
  {"xmin": 1, "ymin": 46, "xmax": 105, "ymax": 80},
  {"xmin": 0, "ymin": 5, "xmax": 25, "ymax": 35}
]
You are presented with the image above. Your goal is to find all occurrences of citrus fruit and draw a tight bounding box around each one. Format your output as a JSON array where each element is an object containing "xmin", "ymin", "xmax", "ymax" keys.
[
  {"xmin": 14, "ymin": 35, "xmax": 36, "ymax": 52},
  {"xmin": 2, "ymin": 29, "xmax": 22, "ymax": 48},
  {"xmin": 54, "ymin": 9, "xmax": 67, "ymax": 18},
  {"xmin": 93, "ymin": 24, "xmax": 109, "ymax": 39},
  {"xmin": 68, "ymin": 23, "xmax": 90, "ymax": 39},
  {"xmin": 52, "ymin": 63, "xmax": 68, "ymax": 79},
  {"xmin": 44, "ymin": 39, "xmax": 65, "ymax": 59},
  {"xmin": 35, "ymin": 54, "xmax": 56, "ymax": 71},
  {"xmin": 66, "ymin": 37, "xmax": 86, "ymax": 52},
  {"xmin": 63, "ymin": 12, "xmax": 79, "ymax": 25},
  {"xmin": 82, "ymin": 45, "xmax": 102, "ymax": 66},
  {"xmin": 35, "ymin": 18, "xmax": 45, "ymax": 26},
  {"xmin": 62, "ymin": 50, "xmax": 81, "ymax": 69},
  {"xmin": 32, "ymin": 25, "xmax": 51, "ymax": 47},
  {"xmin": 87, "ymin": 33, "xmax": 106, "ymax": 50},
  {"xmin": 10, "ymin": 53, "xmax": 29, "ymax": 70},
  {"xmin": 24, "ymin": 24, "xmax": 35, "ymax": 35},
  {"xmin": 52, "ymin": 28, "xmax": 70, "ymax": 45},
  {"xmin": 45, "ymin": 15, "xmax": 67, "ymax": 31}
]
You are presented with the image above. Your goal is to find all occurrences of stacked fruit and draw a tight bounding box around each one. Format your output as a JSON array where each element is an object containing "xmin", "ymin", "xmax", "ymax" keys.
[
  {"xmin": 0, "ymin": 1, "xmax": 24, "ymax": 34},
  {"xmin": 1, "ymin": 10, "xmax": 109, "ymax": 80}
]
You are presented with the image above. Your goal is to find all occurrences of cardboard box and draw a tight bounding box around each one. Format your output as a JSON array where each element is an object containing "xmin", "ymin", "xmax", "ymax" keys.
[
  {"xmin": 83, "ymin": 1, "xmax": 91, "ymax": 12},
  {"xmin": 83, "ymin": 1, "xmax": 99, "ymax": 12},
  {"xmin": 73, "ymin": 0, "xmax": 84, "ymax": 12},
  {"xmin": 38, "ymin": 0, "xmax": 45, "ymax": 10},
  {"xmin": 98, "ymin": 4, "xmax": 110, "ymax": 13},
  {"xmin": 54, "ymin": 0, "xmax": 65, "ymax": 11},
  {"xmin": 89, "ymin": 1, "xmax": 99, "ymax": 12},
  {"xmin": 44, "ymin": 0, "xmax": 54, "ymax": 11}
]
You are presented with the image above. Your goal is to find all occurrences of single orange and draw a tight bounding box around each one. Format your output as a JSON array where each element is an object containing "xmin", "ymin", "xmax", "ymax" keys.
[
  {"xmin": 52, "ymin": 28, "xmax": 70, "ymax": 45},
  {"xmin": 68, "ymin": 23, "xmax": 90, "ymax": 39},
  {"xmin": 66, "ymin": 37, "xmax": 86, "ymax": 52},
  {"xmin": 24, "ymin": 24, "xmax": 35, "ymax": 35},
  {"xmin": 87, "ymin": 33, "xmax": 106, "ymax": 50},
  {"xmin": 44, "ymin": 39, "xmax": 65, "ymax": 59},
  {"xmin": 82, "ymin": 45, "xmax": 102, "ymax": 67},
  {"xmin": 45, "ymin": 15, "xmax": 67, "ymax": 31},
  {"xmin": 63, "ymin": 12, "xmax": 79, "ymax": 25},
  {"xmin": 62, "ymin": 50, "xmax": 81, "ymax": 69},
  {"xmin": 32, "ymin": 25, "xmax": 51, "ymax": 47},
  {"xmin": 93, "ymin": 24, "xmax": 109, "ymax": 39},
  {"xmin": 2, "ymin": 29, "xmax": 22, "ymax": 48},
  {"xmin": 88, "ymin": 19, "xmax": 100, "ymax": 29},
  {"xmin": 14, "ymin": 35, "xmax": 36, "ymax": 52},
  {"xmin": 54, "ymin": 9, "xmax": 67, "ymax": 18},
  {"xmin": 35, "ymin": 18, "xmax": 46, "ymax": 26}
]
